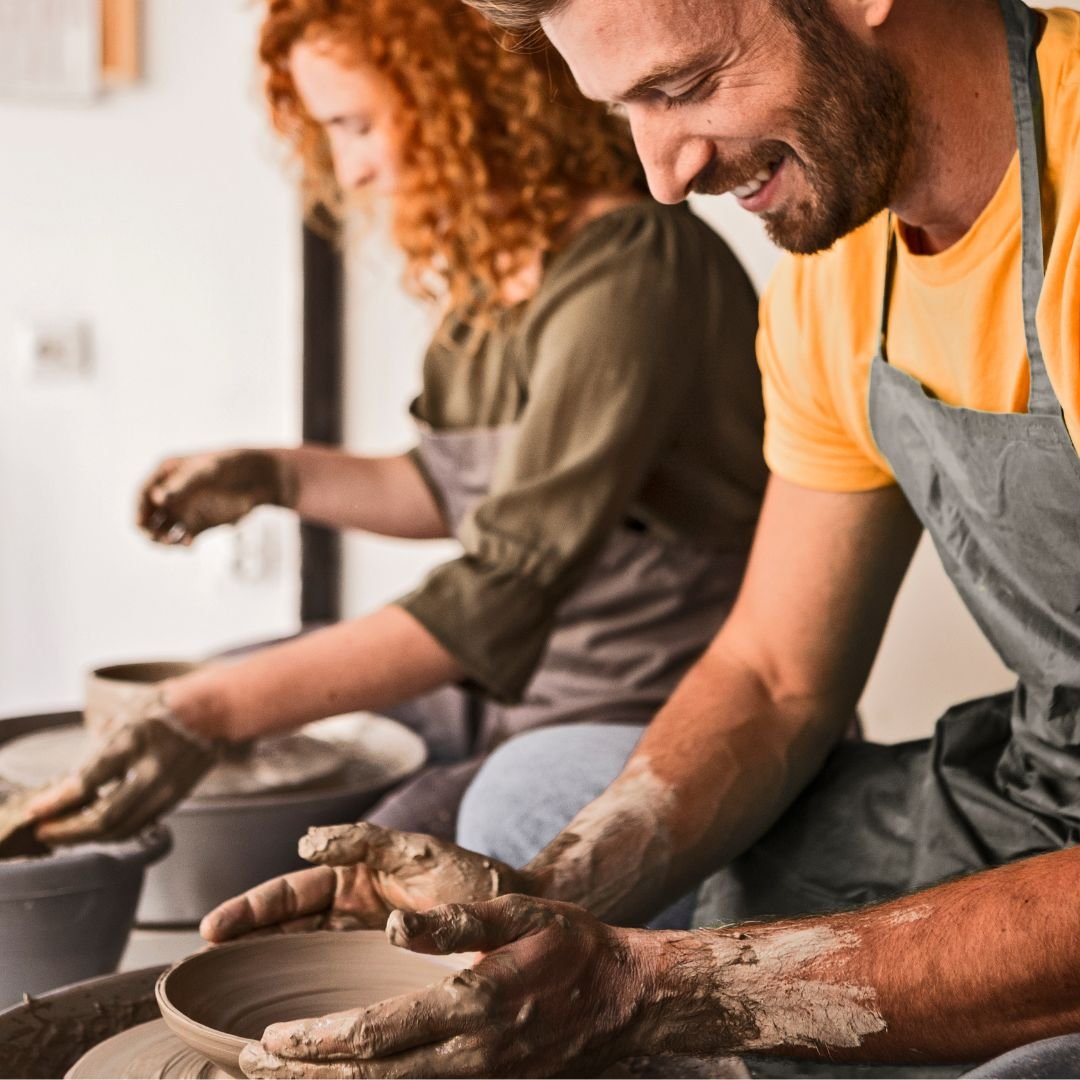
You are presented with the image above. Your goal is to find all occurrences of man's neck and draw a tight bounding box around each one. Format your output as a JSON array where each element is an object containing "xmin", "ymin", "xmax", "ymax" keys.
[{"xmin": 887, "ymin": 0, "xmax": 1019, "ymax": 254}]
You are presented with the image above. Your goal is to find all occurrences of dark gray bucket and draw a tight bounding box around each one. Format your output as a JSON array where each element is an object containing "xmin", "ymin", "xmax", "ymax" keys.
[{"xmin": 0, "ymin": 712, "xmax": 171, "ymax": 1009}]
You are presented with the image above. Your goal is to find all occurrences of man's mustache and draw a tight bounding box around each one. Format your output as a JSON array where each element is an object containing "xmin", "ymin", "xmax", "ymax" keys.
[{"xmin": 690, "ymin": 142, "xmax": 790, "ymax": 196}]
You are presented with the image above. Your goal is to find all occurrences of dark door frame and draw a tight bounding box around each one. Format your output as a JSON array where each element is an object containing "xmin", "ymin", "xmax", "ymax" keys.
[{"xmin": 299, "ymin": 220, "xmax": 344, "ymax": 624}]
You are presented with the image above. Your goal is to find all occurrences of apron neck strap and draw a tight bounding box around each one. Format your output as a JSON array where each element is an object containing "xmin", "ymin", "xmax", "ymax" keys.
[
  {"xmin": 1000, "ymin": 0, "xmax": 1055, "ymax": 414},
  {"xmin": 878, "ymin": 0, "xmax": 1054, "ymax": 415}
]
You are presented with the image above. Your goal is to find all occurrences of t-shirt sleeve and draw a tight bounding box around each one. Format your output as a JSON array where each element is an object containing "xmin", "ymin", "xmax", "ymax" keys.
[
  {"xmin": 758, "ymin": 254, "xmax": 894, "ymax": 492},
  {"xmin": 397, "ymin": 216, "xmax": 709, "ymax": 702}
]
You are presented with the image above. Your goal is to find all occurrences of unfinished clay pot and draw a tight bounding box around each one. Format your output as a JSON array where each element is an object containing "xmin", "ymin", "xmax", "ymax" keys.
[
  {"xmin": 0, "ymin": 823, "xmax": 170, "ymax": 1010},
  {"xmin": 156, "ymin": 931, "xmax": 455, "ymax": 1078},
  {"xmin": 84, "ymin": 660, "xmax": 201, "ymax": 735}
]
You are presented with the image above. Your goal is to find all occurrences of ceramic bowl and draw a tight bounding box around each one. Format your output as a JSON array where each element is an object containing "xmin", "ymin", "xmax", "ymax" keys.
[
  {"xmin": 84, "ymin": 660, "xmax": 201, "ymax": 735},
  {"xmin": 156, "ymin": 931, "xmax": 456, "ymax": 1078}
]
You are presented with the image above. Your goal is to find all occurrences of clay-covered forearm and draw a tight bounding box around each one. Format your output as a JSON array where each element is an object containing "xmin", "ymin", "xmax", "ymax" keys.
[
  {"xmin": 525, "ymin": 636, "xmax": 847, "ymax": 924},
  {"xmin": 271, "ymin": 446, "xmax": 448, "ymax": 539},
  {"xmin": 162, "ymin": 605, "xmax": 464, "ymax": 742},
  {"xmin": 633, "ymin": 846, "xmax": 1080, "ymax": 1063},
  {"xmin": 524, "ymin": 482, "xmax": 921, "ymax": 926}
]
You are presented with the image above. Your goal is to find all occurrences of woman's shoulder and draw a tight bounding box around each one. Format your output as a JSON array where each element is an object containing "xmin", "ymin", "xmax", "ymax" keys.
[
  {"xmin": 526, "ymin": 199, "xmax": 754, "ymax": 328},
  {"xmin": 550, "ymin": 199, "xmax": 737, "ymax": 275}
]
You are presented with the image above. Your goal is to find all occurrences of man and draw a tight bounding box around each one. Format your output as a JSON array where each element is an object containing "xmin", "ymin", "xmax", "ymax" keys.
[{"xmin": 214, "ymin": 0, "xmax": 1080, "ymax": 1074}]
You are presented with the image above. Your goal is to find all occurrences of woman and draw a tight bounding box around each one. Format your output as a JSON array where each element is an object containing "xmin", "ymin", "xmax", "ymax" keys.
[{"xmin": 25, "ymin": 0, "xmax": 765, "ymax": 844}]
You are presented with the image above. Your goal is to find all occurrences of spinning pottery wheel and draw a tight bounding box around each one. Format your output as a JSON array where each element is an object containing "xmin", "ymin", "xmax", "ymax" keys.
[
  {"xmin": 63, "ymin": 932, "xmax": 458, "ymax": 1079},
  {"xmin": 0, "ymin": 709, "xmax": 427, "ymax": 926},
  {"xmin": 65, "ymin": 1020, "xmax": 227, "ymax": 1079}
]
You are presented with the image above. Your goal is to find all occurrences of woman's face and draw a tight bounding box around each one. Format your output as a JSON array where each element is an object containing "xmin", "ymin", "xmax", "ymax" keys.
[{"xmin": 289, "ymin": 39, "xmax": 402, "ymax": 196}]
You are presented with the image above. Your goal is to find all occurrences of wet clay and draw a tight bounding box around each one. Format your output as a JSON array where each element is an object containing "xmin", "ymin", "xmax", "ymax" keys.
[
  {"xmin": 653, "ymin": 923, "xmax": 888, "ymax": 1056},
  {"xmin": 526, "ymin": 758, "xmax": 676, "ymax": 922},
  {"xmin": 66, "ymin": 1019, "xmax": 230, "ymax": 1079},
  {"xmin": 298, "ymin": 819, "xmax": 521, "ymax": 911},
  {"xmin": 711, "ymin": 925, "xmax": 887, "ymax": 1051},
  {"xmin": 157, "ymin": 930, "xmax": 453, "ymax": 1077},
  {"xmin": 84, "ymin": 662, "xmax": 201, "ymax": 735}
]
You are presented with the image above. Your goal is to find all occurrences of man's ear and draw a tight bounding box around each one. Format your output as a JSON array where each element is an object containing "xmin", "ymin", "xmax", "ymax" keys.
[{"xmin": 855, "ymin": 0, "xmax": 895, "ymax": 30}]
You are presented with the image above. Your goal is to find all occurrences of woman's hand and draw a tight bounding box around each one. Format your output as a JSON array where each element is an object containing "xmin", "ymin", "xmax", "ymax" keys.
[
  {"xmin": 200, "ymin": 821, "xmax": 531, "ymax": 943},
  {"xmin": 25, "ymin": 706, "xmax": 221, "ymax": 844},
  {"xmin": 137, "ymin": 449, "xmax": 296, "ymax": 545}
]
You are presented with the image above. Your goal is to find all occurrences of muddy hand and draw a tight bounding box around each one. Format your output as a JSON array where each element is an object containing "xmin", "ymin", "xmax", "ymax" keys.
[
  {"xmin": 0, "ymin": 787, "xmax": 50, "ymax": 857},
  {"xmin": 25, "ymin": 711, "xmax": 219, "ymax": 844},
  {"xmin": 238, "ymin": 895, "xmax": 650, "ymax": 1079},
  {"xmin": 202, "ymin": 822, "xmax": 529, "ymax": 944},
  {"xmin": 137, "ymin": 449, "xmax": 296, "ymax": 546}
]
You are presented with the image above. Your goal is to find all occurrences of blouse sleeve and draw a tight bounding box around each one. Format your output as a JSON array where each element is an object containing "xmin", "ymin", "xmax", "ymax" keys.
[{"xmin": 396, "ymin": 209, "xmax": 723, "ymax": 702}]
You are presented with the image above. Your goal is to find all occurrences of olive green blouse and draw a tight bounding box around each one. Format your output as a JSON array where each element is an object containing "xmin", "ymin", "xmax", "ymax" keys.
[{"xmin": 397, "ymin": 201, "xmax": 766, "ymax": 703}]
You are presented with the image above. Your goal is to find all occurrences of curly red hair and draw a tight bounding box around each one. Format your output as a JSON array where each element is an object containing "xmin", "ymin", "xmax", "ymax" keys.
[{"xmin": 260, "ymin": 0, "xmax": 645, "ymax": 319}]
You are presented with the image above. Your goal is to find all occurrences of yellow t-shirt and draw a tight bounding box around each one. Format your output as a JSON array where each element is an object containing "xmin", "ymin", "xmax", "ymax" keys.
[{"xmin": 759, "ymin": 7, "xmax": 1080, "ymax": 492}]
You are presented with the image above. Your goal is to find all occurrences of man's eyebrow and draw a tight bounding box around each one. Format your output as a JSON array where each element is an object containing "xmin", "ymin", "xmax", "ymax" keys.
[{"xmin": 614, "ymin": 48, "xmax": 722, "ymax": 103}]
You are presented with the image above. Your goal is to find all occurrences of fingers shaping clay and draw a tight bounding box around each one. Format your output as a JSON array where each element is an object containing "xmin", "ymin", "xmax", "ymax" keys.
[{"xmin": 156, "ymin": 930, "xmax": 455, "ymax": 1078}]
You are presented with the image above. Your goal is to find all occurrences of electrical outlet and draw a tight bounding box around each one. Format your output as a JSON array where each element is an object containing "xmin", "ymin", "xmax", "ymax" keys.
[{"xmin": 15, "ymin": 320, "xmax": 91, "ymax": 380}]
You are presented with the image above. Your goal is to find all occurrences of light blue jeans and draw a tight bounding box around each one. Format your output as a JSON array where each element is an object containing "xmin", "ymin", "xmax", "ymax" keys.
[{"xmin": 457, "ymin": 723, "xmax": 696, "ymax": 929}]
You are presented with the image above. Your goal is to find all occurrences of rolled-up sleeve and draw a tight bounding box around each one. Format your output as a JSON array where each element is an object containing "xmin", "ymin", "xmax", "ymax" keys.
[{"xmin": 396, "ymin": 211, "xmax": 708, "ymax": 702}]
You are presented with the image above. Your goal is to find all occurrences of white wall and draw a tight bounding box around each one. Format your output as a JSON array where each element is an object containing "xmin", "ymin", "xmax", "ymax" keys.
[
  {"xmin": 0, "ymin": 0, "xmax": 302, "ymax": 716},
  {"xmin": 340, "ymin": 219, "xmax": 460, "ymax": 618}
]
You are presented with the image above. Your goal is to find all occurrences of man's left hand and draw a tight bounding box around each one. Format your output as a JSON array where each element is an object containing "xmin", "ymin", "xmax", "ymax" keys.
[{"xmin": 238, "ymin": 894, "xmax": 655, "ymax": 1078}]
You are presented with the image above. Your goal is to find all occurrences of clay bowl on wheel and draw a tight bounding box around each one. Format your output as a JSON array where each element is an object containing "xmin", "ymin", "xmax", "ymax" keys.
[
  {"xmin": 84, "ymin": 660, "xmax": 201, "ymax": 735},
  {"xmin": 156, "ymin": 931, "xmax": 458, "ymax": 1078}
]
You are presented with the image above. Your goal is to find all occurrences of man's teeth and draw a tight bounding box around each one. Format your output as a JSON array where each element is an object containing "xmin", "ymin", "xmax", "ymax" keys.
[{"xmin": 732, "ymin": 165, "xmax": 776, "ymax": 199}]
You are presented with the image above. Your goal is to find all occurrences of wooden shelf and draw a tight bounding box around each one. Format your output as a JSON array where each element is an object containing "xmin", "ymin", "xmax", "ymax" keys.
[{"xmin": 102, "ymin": 0, "xmax": 140, "ymax": 83}]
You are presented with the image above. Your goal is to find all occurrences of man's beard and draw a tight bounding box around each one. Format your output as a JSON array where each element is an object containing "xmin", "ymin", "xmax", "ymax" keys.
[{"xmin": 693, "ymin": 7, "xmax": 912, "ymax": 254}]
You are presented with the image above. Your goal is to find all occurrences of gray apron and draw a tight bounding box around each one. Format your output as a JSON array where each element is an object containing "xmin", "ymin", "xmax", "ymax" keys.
[
  {"xmin": 695, "ymin": 0, "xmax": 1078, "ymax": 925},
  {"xmin": 369, "ymin": 420, "xmax": 747, "ymax": 838}
]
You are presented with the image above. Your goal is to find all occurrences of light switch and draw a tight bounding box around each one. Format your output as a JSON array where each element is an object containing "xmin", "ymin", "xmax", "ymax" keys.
[{"xmin": 15, "ymin": 319, "xmax": 91, "ymax": 380}]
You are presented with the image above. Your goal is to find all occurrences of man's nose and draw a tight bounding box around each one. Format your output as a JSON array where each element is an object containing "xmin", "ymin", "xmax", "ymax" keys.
[{"xmin": 628, "ymin": 110, "xmax": 712, "ymax": 204}]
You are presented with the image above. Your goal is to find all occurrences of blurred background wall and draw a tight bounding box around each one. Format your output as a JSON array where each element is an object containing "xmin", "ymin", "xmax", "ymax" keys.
[{"xmin": 0, "ymin": 1, "xmax": 301, "ymax": 715}]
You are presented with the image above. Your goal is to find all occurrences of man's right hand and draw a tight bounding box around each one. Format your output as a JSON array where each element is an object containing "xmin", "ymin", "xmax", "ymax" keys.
[
  {"xmin": 200, "ymin": 821, "xmax": 531, "ymax": 942},
  {"xmin": 137, "ymin": 449, "xmax": 296, "ymax": 546}
]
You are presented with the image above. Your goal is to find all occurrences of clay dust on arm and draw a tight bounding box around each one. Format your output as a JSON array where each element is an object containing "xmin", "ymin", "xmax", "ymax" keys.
[
  {"xmin": 639, "ymin": 846, "xmax": 1080, "ymax": 1063},
  {"xmin": 523, "ymin": 482, "xmax": 922, "ymax": 925}
]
